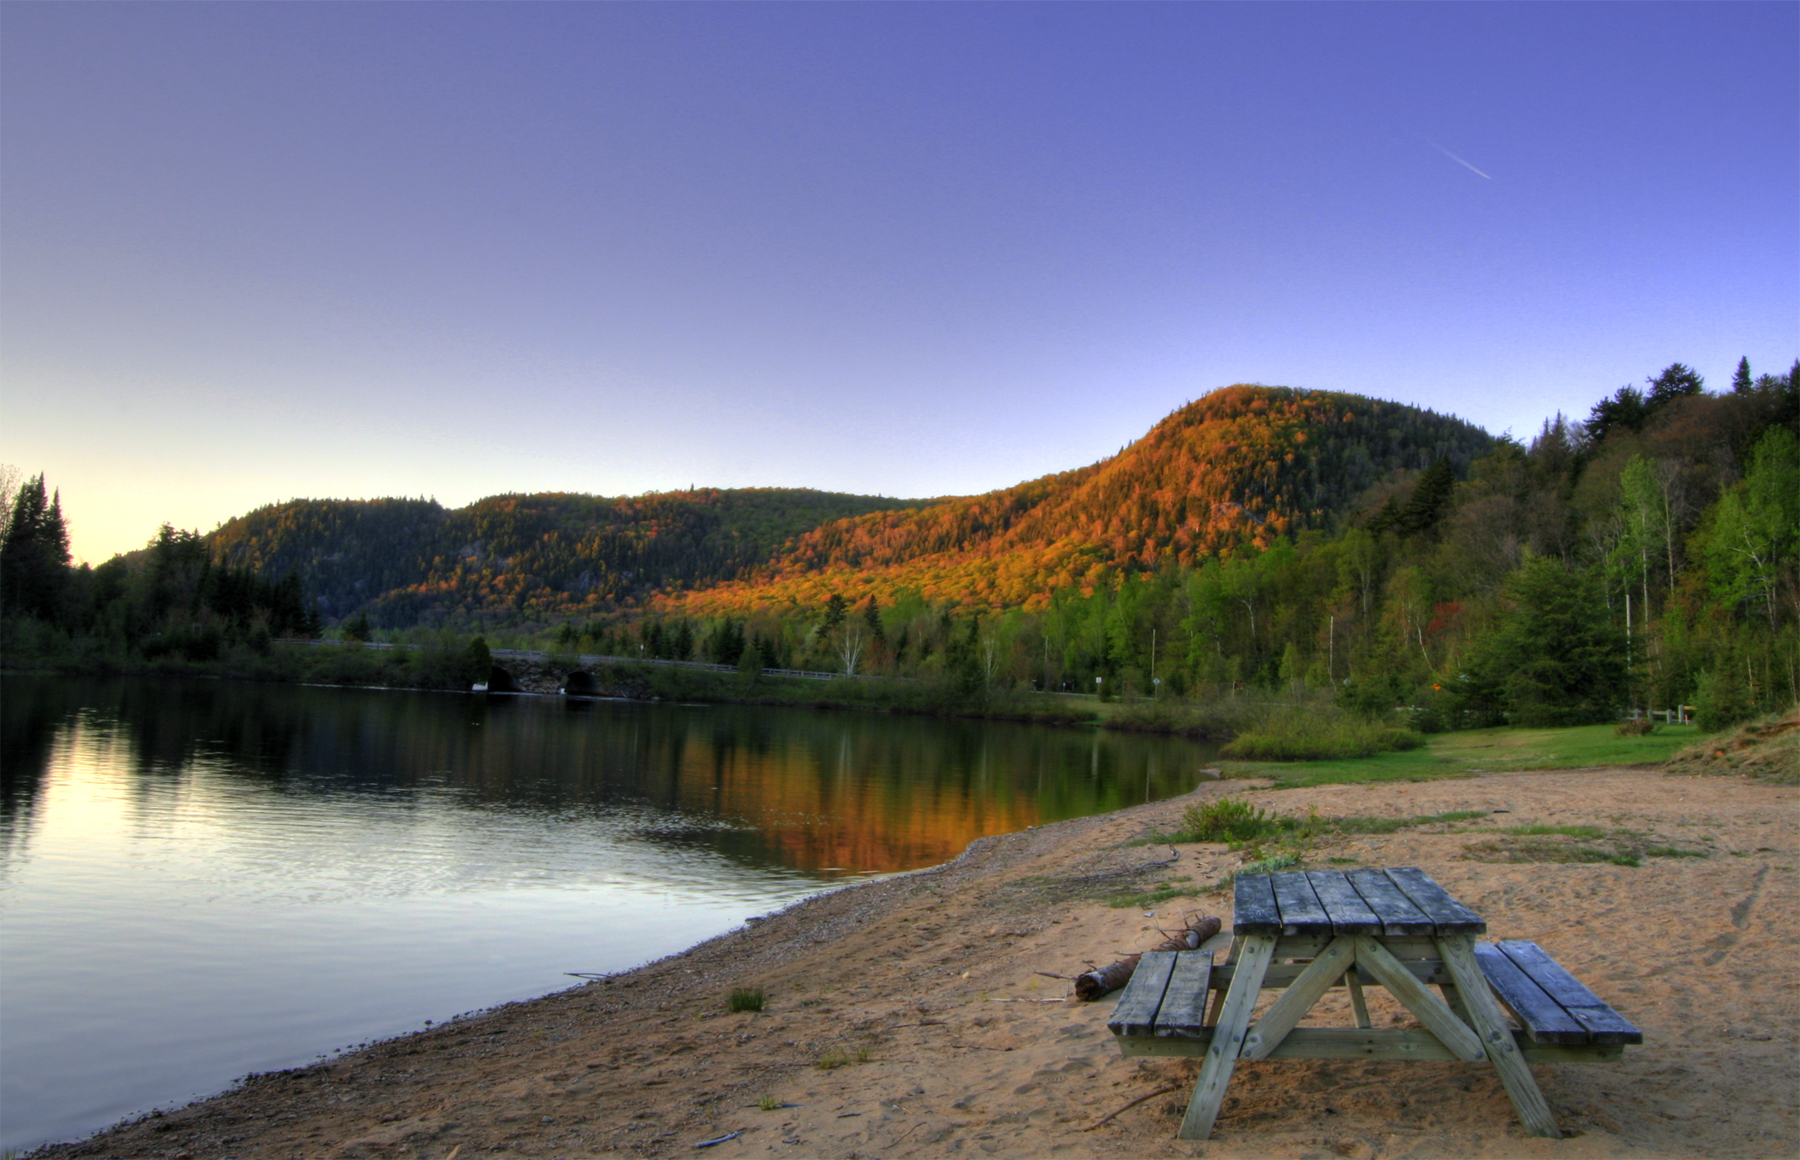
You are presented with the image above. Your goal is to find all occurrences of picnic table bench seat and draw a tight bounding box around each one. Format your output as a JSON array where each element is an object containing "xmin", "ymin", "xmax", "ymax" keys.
[{"xmin": 1103, "ymin": 867, "xmax": 1640, "ymax": 1140}]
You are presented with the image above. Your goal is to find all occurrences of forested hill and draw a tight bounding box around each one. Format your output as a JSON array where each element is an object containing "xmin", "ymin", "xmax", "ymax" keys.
[
  {"xmin": 207, "ymin": 488, "xmax": 931, "ymax": 625},
  {"xmin": 670, "ymin": 386, "xmax": 1494, "ymax": 614}
]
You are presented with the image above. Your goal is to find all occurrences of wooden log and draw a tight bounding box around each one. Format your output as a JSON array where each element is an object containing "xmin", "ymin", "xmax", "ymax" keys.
[
  {"xmin": 1076, "ymin": 954, "xmax": 1142, "ymax": 1002},
  {"xmin": 1075, "ymin": 915, "xmax": 1220, "ymax": 1000}
]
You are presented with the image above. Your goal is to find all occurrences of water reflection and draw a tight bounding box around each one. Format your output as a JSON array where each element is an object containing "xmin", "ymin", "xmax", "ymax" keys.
[
  {"xmin": 2, "ymin": 677, "xmax": 1216, "ymax": 875},
  {"xmin": 0, "ymin": 675, "xmax": 1216, "ymax": 1152}
]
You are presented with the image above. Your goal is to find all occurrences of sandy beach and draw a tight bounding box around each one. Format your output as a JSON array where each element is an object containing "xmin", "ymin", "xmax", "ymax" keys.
[{"xmin": 36, "ymin": 764, "xmax": 1797, "ymax": 1160}]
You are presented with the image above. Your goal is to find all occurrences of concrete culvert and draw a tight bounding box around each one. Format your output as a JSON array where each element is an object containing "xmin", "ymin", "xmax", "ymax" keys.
[
  {"xmin": 562, "ymin": 670, "xmax": 598, "ymax": 696},
  {"xmin": 486, "ymin": 665, "xmax": 523, "ymax": 693}
]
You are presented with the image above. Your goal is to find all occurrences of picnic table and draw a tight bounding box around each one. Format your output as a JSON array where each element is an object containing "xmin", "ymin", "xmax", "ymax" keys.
[{"xmin": 1107, "ymin": 866, "xmax": 1640, "ymax": 1140}]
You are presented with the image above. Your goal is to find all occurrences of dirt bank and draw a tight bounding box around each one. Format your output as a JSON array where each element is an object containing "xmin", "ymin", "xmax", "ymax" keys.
[{"xmin": 36, "ymin": 766, "xmax": 1798, "ymax": 1159}]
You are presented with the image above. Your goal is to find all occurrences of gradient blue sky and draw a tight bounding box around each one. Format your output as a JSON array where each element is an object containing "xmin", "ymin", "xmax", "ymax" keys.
[{"xmin": 3, "ymin": 2, "xmax": 1796, "ymax": 564}]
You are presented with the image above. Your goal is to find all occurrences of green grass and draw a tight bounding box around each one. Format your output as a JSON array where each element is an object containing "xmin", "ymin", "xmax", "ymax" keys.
[
  {"xmin": 728, "ymin": 987, "xmax": 765, "ymax": 1013},
  {"xmin": 1223, "ymin": 722, "xmax": 1701, "ymax": 789},
  {"xmin": 1331, "ymin": 809, "xmax": 1490, "ymax": 834},
  {"xmin": 1505, "ymin": 824, "xmax": 1606, "ymax": 840},
  {"xmin": 1225, "ymin": 853, "xmax": 1300, "ymax": 882},
  {"xmin": 1106, "ymin": 878, "xmax": 1198, "ymax": 909}
]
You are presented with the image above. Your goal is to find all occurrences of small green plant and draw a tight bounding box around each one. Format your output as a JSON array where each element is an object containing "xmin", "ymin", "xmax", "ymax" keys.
[
  {"xmin": 728, "ymin": 987, "xmax": 766, "ymax": 1013},
  {"xmin": 1643, "ymin": 845, "xmax": 1708, "ymax": 859},
  {"xmin": 1329, "ymin": 809, "xmax": 1489, "ymax": 835},
  {"xmin": 1615, "ymin": 718, "xmax": 1656, "ymax": 736},
  {"xmin": 1178, "ymin": 797, "xmax": 1292, "ymax": 843},
  {"xmin": 1106, "ymin": 877, "xmax": 1196, "ymax": 909},
  {"xmin": 1506, "ymin": 824, "xmax": 1605, "ymax": 840},
  {"xmin": 1608, "ymin": 853, "xmax": 1641, "ymax": 867},
  {"xmin": 757, "ymin": 1093, "xmax": 781, "ymax": 1111},
  {"xmin": 1224, "ymin": 852, "xmax": 1300, "ymax": 884},
  {"xmin": 817, "ymin": 1051, "xmax": 850, "ymax": 1070},
  {"xmin": 855, "ymin": 1046, "xmax": 871, "ymax": 1063}
]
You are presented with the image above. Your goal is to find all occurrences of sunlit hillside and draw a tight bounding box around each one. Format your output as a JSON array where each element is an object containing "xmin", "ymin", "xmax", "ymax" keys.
[{"xmin": 663, "ymin": 385, "xmax": 1493, "ymax": 614}]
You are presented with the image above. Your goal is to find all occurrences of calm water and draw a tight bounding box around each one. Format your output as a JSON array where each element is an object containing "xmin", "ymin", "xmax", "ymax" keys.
[{"xmin": 0, "ymin": 675, "xmax": 1217, "ymax": 1150}]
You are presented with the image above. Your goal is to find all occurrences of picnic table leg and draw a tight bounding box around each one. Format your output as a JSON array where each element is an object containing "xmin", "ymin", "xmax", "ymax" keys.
[
  {"xmin": 1345, "ymin": 965, "xmax": 1372, "ymax": 1029},
  {"xmin": 1436, "ymin": 934, "xmax": 1562, "ymax": 1139},
  {"xmin": 1178, "ymin": 933, "xmax": 1275, "ymax": 1140}
]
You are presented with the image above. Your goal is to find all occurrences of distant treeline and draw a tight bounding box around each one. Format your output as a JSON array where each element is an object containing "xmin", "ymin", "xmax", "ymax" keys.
[
  {"xmin": 3, "ymin": 360, "xmax": 1794, "ymax": 734},
  {"xmin": 554, "ymin": 361, "xmax": 1800, "ymax": 731}
]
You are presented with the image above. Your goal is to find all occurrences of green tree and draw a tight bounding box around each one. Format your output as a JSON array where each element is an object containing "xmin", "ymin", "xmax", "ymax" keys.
[
  {"xmin": 1459, "ymin": 556, "xmax": 1629, "ymax": 726},
  {"xmin": 1645, "ymin": 362, "xmax": 1705, "ymax": 407},
  {"xmin": 1699, "ymin": 427, "xmax": 1799, "ymax": 629},
  {"xmin": 464, "ymin": 635, "xmax": 492, "ymax": 684},
  {"xmin": 0, "ymin": 474, "xmax": 71, "ymax": 623},
  {"xmin": 1732, "ymin": 357, "xmax": 1753, "ymax": 394}
]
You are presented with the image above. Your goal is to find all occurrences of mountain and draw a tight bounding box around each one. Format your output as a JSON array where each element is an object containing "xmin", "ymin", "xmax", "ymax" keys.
[
  {"xmin": 206, "ymin": 385, "xmax": 1493, "ymax": 626},
  {"xmin": 665, "ymin": 385, "xmax": 1495, "ymax": 615},
  {"xmin": 207, "ymin": 488, "xmax": 929, "ymax": 626}
]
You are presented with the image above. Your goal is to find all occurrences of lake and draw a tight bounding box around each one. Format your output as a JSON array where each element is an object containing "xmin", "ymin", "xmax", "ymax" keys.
[{"xmin": 0, "ymin": 674, "xmax": 1217, "ymax": 1151}]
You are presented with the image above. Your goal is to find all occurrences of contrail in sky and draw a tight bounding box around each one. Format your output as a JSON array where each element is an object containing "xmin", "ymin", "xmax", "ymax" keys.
[{"xmin": 1428, "ymin": 140, "xmax": 1491, "ymax": 179}]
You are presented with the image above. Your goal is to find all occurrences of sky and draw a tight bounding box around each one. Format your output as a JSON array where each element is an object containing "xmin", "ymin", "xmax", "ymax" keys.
[{"xmin": 3, "ymin": 2, "xmax": 1796, "ymax": 565}]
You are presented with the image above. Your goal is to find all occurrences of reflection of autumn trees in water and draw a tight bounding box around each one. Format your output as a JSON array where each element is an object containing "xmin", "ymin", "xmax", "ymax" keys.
[{"xmin": 0, "ymin": 677, "xmax": 1213, "ymax": 875}]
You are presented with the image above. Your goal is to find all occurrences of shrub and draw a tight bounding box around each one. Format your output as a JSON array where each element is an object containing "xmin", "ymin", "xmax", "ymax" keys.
[
  {"xmin": 1221, "ymin": 716, "xmax": 1423, "ymax": 761},
  {"xmin": 1177, "ymin": 797, "xmax": 1290, "ymax": 843},
  {"xmin": 728, "ymin": 987, "xmax": 765, "ymax": 1013},
  {"xmin": 1615, "ymin": 718, "xmax": 1655, "ymax": 736}
]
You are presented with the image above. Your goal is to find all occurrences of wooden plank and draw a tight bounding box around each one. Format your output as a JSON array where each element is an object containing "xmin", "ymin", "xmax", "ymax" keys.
[
  {"xmin": 1496, "ymin": 941, "xmax": 1642, "ymax": 1045},
  {"xmin": 1232, "ymin": 874, "xmax": 1282, "ymax": 936},
  {"xmin": 1386, "ymin": 866, "xmax": 1487, "ymax": 934},
  {"xmin": 1152, "ymin": 952, "xmax": 1214, "ymax": 1037},
  {"xmin": 1116, "ymin": 1027, "xmax": 1625, "ymax": 1064},
  {"xmin": 1240, "ymin": 934, "xmax": 1440, "ymax": 962},
  {"xmin": 1269, "ymin": 871, "xmax": 1333, "ymax": 935},
  {"xmin": 1440, "ymin": 983, "xmax": 1471, "ymax": 1023},
  {"xmin": 1178, "ymin": 933, "xmax": 1274, "ymax": 1140},
  {"xmin": 1344, "ymin": 868, "xmax": 1437, "ymax": 936},
  {"xmin": 1241, "ymin": 936, "xmax": 1356, "ymax": 1059},
  {"xmin": 1305, "ymin": 870, "xmax": 1384, "ymax": 935},
  {"xmin": 1439, "ymin": 934, "xmax": 1561, "ymax": 1139},
  {"xmin": 1474, "ymin": 942, "xmax": 1588, "ymax": 1044},
  {"xmin": 1214, "ymin": 956, "xmax": 1451, "ymax": 989},
  {"xmin": 1106, "ymin": 951, "xmax": 1177, "ymax": 1037},
  {"xmin": 1345, "ymin": 966, "xmax": 1371, "ymax": 1029},
  {"xmin": 1353, "ymin": 936, "xmax": 1486, "ymax": 1062}
]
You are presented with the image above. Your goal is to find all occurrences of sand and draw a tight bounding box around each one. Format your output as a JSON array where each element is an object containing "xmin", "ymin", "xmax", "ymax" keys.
[{"xmin": 35, "ymin": 764, "xmax": 1798, "ymax": 1160}]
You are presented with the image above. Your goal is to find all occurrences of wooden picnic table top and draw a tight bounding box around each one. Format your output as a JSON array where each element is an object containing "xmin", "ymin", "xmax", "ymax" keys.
[{"xmin": 1233, "ymin": 866, "xmax": 1486, "ymax": 938}]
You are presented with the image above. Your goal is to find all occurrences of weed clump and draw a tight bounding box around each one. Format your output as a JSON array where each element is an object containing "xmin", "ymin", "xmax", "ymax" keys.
[
  {"xmin": 1176, "ymin": 797, "xmax": 1292, "ymax": 844},
  {"xmin": 728, "ymin": 987, "xmax": 765, "ymax": 1013}
]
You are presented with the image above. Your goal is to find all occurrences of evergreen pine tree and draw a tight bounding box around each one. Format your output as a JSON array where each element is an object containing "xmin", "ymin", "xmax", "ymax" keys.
[
  {"xmin": 0, "ymin": 474, "xmax": 71, "ymax": 622},
  {"xmin": 1732, "ymin": 356, "xmax": 1753, "ymax": 394}
]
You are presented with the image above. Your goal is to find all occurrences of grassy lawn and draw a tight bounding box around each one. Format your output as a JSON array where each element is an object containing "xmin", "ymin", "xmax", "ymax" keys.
[{"xmin": 1225, "ymin": 722, "xmax": 1700, "ymax": 789}]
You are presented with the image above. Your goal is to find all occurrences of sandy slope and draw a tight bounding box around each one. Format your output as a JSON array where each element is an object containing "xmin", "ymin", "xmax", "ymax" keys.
[{"xmin": 36, "ymin": 766, "xmax": 1797, "ymax": 1160}]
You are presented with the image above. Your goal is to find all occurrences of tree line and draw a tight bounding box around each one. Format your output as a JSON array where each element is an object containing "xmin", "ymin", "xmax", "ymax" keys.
[{"xmin": 4, "ymin": 357, "xmax": 1794, "ymax": 734}]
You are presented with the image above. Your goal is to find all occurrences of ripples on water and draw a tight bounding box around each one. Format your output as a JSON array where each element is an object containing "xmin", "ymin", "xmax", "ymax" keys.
[{"xmin": 0, "ymin": 675, "xmax": 1216, "ymax": 1150}]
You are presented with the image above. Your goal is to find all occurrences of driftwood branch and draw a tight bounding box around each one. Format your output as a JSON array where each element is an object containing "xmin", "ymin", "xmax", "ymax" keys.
[
  {"xmin": 1081, "ymin": 1085, "xmax": 1181, "ymax": 1130},
  {"xmin": 1072, "ymin": 914, "xmax": 1221, "ymax": 1001}
]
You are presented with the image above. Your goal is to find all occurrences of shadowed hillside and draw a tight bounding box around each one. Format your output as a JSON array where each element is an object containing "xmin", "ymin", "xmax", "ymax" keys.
[{"xmin": 208, "ymin": 489, "xmax": 929, "ymax": 626}]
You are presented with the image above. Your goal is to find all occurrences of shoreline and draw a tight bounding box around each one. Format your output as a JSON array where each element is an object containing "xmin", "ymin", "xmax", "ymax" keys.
[{"xmin": 31, "ymin": 763, "xmax": 1797, "ymax": 1159}]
